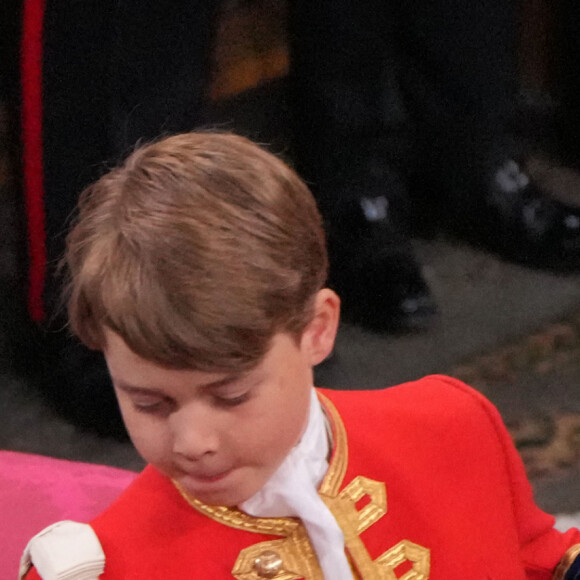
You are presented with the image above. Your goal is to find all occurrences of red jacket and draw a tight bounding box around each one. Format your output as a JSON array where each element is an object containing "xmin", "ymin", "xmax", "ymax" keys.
[{"xmin": 26, "ymin": 376, "xmax": 580, "ymax": 579}]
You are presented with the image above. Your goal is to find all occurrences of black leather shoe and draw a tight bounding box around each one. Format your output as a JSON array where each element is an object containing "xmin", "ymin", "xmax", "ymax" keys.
[
  {"xmin": 326, "ymin": 185, "xmax": 437, "ymax": 332},
  {"xmin": 430, "ymin": 139, "xmax": 580, "ymax": 271}
]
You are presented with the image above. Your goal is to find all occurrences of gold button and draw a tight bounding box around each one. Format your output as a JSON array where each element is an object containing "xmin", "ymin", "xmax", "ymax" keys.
[{"xmin": 253, "ymin": 550, "xmax": 283, "ymax": 578}]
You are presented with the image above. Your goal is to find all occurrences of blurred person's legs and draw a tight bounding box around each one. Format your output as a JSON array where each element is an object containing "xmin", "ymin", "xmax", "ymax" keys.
[
  {"xmin": 0, "ymin": 1, "xmax": 25, "ymax": 281},
  {"xmin": 554, "ymin": 0, "xmax": 580, "ymax": 164},
  {"xmin": 397, "ymin": 0, "xmax": 580, "ymax": 271},
  {"xmin": 290, "ymin": 0, "xmax": 580, "ymax": 334},
  {"xmin": 289, "ymin": 0, "xmax": 436, "ymax": 332},
  {"xmin": 1, "ymin": 0, "xmax": 21, "ymax": 103},
  {"xmin": 20, "ymin": 0, "xmax": 216, "ymax": 436}
]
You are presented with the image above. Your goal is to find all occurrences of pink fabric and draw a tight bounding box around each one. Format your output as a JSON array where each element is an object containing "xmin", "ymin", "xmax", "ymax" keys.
[{"xmin": 0, "ymin": 451, "xmax": 137, "ymax": 580}]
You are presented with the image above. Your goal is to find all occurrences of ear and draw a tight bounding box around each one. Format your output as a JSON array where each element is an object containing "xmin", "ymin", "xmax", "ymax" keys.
[{"xmin": 301, "ymin": 288, "xmax": 341, "ymax": 366}]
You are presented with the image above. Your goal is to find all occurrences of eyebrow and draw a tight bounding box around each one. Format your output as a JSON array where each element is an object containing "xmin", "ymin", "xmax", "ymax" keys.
[
  {"xmin": 114, "ymin": 383, "xmax": 165, "ymax": 396},
  {"xmin": 113, "ymin": 373, "xmax": 243, "ymax": 395}
]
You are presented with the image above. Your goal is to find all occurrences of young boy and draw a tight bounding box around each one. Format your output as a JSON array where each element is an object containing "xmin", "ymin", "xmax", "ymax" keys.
[{"xmin": 20, "ymin": 132, "xmax": 580, "ymax": 579}]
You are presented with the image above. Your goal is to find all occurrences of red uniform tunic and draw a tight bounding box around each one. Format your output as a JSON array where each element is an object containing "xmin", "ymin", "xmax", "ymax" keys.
[{"xmin": 26, "ymin": 376, "xmax": 580, "ymax": 579}]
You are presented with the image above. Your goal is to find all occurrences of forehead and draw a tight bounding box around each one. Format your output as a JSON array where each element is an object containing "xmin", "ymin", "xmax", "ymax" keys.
[
  {"xmin": 102, "ymin": 328, "xmax": 306, "ymax": 395},
  {"xmin": 102, "ymin": 329, "xmax": 239, "ymax": 389}
]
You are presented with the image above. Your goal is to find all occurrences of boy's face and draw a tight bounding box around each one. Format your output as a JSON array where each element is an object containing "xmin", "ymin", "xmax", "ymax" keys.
[{"xmin": 103, "ymin": 329, "xmax": 316, "ymax": 507}]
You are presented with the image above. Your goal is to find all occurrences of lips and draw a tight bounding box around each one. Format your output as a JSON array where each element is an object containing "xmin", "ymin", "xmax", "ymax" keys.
[
  {"xmin": 177, "ymin": 467, "xmax": 233, "ymax": 485},
  {"xmin": 189, "ymin": 469, "xmax": 231, "ymax": 483}
]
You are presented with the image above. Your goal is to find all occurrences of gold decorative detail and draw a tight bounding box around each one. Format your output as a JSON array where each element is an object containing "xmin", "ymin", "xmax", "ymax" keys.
[
  {"xmin": 338, "ymin": 476, "xmax": 387, "ymax": 534},
  {"xmin": 252, "ymin": 550, "xmax": 283, "ymax": 578},
  {"xmin": 376, "ymin": 540, "xmax": 431, "ymax": 579},
  {"xmin": 232, "ymin": 528, "xmax": 324, "ymax": 580},
  {"xmin": 317, "ymin": 392, "xmax": 349, "ymax": 496},
  {"xmin": 174, "ymin": 481, "xmax": 300, "ymax": 536},
  {"xmin": 322, "ymin": 476, "xmax": 429, "ymax": 579},
  {"xmin": 553, "ymin": 543, "xmax": 580, "ymax": 580}
]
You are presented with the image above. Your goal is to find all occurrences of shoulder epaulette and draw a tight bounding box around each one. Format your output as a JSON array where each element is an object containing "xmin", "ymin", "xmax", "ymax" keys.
[{"xmin": 19, "ymin": 520, "xmax": 105, "ymax": 580}]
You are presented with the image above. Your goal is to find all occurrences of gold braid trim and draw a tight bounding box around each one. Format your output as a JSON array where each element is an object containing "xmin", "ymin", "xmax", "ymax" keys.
[
  {"xmin": 317, "ymin": 391, "xmax": 348, "ymax": 497},
  {"xmin": 174, "ymin": 482, "xmax": 300, "ymax": 536},
  {"xmin": 553, "ymin": 543, "xmax": 580, "ymax": 580}
]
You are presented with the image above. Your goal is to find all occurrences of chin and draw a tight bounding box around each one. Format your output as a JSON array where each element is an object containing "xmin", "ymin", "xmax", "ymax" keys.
[{"xmin": 191, "ymin": 488, "xmax": 249, "ymax": 507}]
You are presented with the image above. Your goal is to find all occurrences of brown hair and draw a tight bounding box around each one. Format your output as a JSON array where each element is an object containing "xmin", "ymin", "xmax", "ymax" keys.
[{"xmin": 65, "ymin": 132, "xmax": 328, "ymax": 371}]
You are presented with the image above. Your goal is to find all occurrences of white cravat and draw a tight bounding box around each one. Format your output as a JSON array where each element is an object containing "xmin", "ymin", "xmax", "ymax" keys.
[{"xmin": 240, "ymin": 388, "xmax": 353, "ymax": 580}]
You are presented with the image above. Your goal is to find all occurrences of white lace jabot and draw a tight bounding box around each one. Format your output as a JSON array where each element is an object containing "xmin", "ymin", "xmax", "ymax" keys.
[{"xmin": 240, "ymin": 388, "xmax": 353, "ymax": 580}]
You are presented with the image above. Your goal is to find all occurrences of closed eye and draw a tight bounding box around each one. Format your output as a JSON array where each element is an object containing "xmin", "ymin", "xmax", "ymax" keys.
[
  {"xmin": 214, "ymin": 392, "xmax": 250, "ymax": 408},
  {"xmin": 114, "ymin": 382, "xmax": 175, "ymax": 416},
  {"xmin": 131, "ymin": 396, "xmax": 172, "ymax": 415}
]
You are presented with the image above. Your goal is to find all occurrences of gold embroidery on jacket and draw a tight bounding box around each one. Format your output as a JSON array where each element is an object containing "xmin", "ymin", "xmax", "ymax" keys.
[
  {"xmin": 553, "ymin": 543, "xmax": 580, "ymax": 580},
  {"xmin": 318, "ymin": 393, "xmax": 348, "ymax": 496},
  {"xmin": 174, "ymin": 484, "xmax": 300, "ymax": 536},
  {"xmin": 376, "ymin": 540, "xmax": 431, "ymax": 579},
  {"xmin": 174, "ymin": 392, "xmax": 430, "ymax": 579},
  {"xmin": 322, "ymin": 476, "xmax": 429, "ymax": 579},
  {"xmin": 231, "ymin": 527, "xmax": 324, "ymax": 580}
]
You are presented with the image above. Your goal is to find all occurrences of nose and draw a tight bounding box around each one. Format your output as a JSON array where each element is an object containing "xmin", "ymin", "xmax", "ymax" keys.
[{"xmin": 170, "ymin": 404, "xmax": 219, "ymax": 461}]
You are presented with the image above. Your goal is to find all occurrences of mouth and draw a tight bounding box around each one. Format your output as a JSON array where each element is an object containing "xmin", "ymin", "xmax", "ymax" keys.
[
  {"xmin": 178, "ymin": 467, "xmax": 234, "ymax": 486},
  {"xmin": 190, "ymin": 470, "xmax": 232, "ymax": 483}
]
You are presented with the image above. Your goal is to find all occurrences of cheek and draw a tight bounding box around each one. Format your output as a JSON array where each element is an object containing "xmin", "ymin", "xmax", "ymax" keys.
[
  {"xmin": 130, "ymin": 428, "xmax": 170, "ymax": 468},
  {"xmin": 120, "ymin": 409, "xmax": 170, "ymax": 465}
]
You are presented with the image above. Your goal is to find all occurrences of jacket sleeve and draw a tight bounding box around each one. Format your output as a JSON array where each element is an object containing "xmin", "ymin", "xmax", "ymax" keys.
[{"xmin": 440, "ymin": 376, "xmax": 580, "ymax": 580}]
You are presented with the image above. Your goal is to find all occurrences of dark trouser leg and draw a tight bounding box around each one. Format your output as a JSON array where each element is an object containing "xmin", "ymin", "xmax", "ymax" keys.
[
  {"xmin": 391, "ymin": 0, "xmax": 520, "ymax": 229},
  {"xmin": 395, "ymin": 0, "xmax": 580, "ymax": 269},
  {"xmin": 289, "ymin": 0, "xmax": 413, "ymax": 211},
  {"xmin": 554, "ymin": 0, "xmax": 580, "ymax": 163},
  {"xmin": 289, "ymin": 0, "xmax": 435, "ymax": 331},
  {"xmin": 41, "ymin": 0, "xmax": 217, "ymax": 311},
  {"xmin": 40, "ymin": 0, "xmax": 117, "ymax": 313},
  {"xmin": 0, "ymin": 0, "xmax": 22, "ymax": 102},
  {"xmin": 395, "ymin": 0, "xmax": 519, "ymax": 140},
  {"xmin": 110, "ymin": 0, "xmax": 217, "ymax": 155}
]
